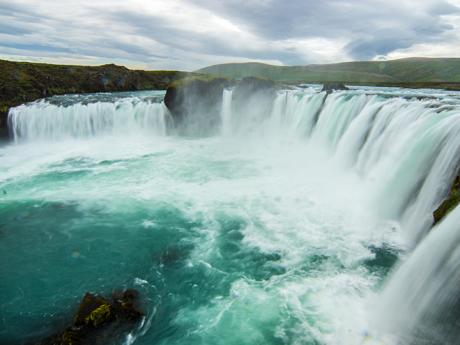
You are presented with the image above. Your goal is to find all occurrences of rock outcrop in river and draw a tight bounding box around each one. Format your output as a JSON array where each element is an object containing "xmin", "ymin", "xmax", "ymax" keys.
[
  {"xmin": 164, "ymin": 76, "xmax": 232, "ymax": 135},
  {"xmin": 33, "ymin": 289, "xmax": 143, "ymax": 345},
  {"xmin": 164, "ymin": 76, "xmax": 276, "ymax": 135},
  {"xmin": 321, "ymin": 82, "xmax": 349, "ymax": 93}
]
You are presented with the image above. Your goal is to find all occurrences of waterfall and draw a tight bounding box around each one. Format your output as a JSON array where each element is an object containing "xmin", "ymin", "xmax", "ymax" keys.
[
  {"xmin": 8, "ymin": 88, "xmax": 460, "ymax": 244},
  {"xmin": 220, "ymin": 88, "xmax": 233, "ymax": 136},
  {"xmin": 8, "ymin": 96, "xmax": 170, "ymax": 141},
  {"xmin": 217, "ymin": 89, "xmax": 460, "ymax": 244},
  {"xmin": 375, "ymin": 205, "xmax": 460, "ymax": 344}
]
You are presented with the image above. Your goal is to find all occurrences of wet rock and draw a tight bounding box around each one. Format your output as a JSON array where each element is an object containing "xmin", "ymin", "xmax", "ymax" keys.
[
  {"xmin": 433, "ymin": 175, "xmax": 460, "ymax": 225},
  {"xmin": 164, "ymin": 76, "xmax": 277, "ymax": 135},
  {"xmin": 164, "ymin": 76, "xmax": 232, "ymax": 136},
  {"xmin": 321, "ymin": 82, "xmax": 349, "ymax": 93},
  {"xmin": 34, "ymin": 289, "xmax": 143, "ymax": 345}
]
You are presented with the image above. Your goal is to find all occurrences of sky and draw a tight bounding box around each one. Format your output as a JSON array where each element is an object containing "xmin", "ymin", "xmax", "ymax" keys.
[{"xmin": 1, "ymin": 0, "xmax": 460, "ymax": 71}]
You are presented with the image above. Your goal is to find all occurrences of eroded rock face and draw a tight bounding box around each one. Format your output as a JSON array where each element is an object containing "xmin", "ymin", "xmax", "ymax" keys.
[
  {"xmin": 164, "ymin": 76, "xmax": 277, "ymax": 136},
  {"xmin": 34, "ymin": 289, "xmax": 143, "ymax": 345},
  {"xmin": 433, "ymin": 176, "xmax": 460, "ymax": 225},
  {"xmin": 164, "ymin": 77, "xmax": 232, "ymax": 136}
]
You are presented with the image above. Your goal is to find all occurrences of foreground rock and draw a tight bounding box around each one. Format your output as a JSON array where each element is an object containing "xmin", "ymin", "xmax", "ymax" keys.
[
  {"xmin": 164, "ymin": 76, "xmax": 277, "ymax": 135},
  {"xmin": 34, "ymin": 289, "xmax": 143, "ymax": 345},
  {"xmin": 321, "ymin": 82, "xmax": 349, "ymax": 93},
  {"xmin": 0, "ymin": 59, "xmax": 193, "ymax": 139},
  {"xmin": 433, "ymin": 176, "xmax": 460, "ymax": 225}
]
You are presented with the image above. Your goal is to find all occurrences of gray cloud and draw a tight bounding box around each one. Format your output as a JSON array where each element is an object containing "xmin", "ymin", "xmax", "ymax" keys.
[
  {"xmin": 189, "ymin": 0, "xmax": 460, "ymax": 59},
  {"xmin": 106, "ymin": 10, "xmax": 304, "ymax": 64},
  {"xmin": 0, "ymin": 0, "xmax": 459, "ymax": 70}
]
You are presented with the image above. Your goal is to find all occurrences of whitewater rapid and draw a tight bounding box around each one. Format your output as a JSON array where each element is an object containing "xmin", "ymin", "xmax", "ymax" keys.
[{"xmin": 2, "ymin": 86, "xmax": 460, "ymax": 345}]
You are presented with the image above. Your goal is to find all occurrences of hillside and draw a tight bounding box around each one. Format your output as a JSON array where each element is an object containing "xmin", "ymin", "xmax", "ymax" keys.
[
  {"xmin": 0, "ymin": 59, "xmax": 192, "ymax": 138},
  {"xmin": 198, "ymin": 58, "xmax": 460, "ymax": 87}
]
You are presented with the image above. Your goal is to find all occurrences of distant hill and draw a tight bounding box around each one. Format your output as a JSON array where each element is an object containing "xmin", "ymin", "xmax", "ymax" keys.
[{"xmin": 197, "ymin": 58, "xmax": 460, "ymax": 86}]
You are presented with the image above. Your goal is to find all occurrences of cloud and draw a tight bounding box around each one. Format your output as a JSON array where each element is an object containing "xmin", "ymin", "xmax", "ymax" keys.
[{"xmin": 0, "ymin": 0, "xmax": 459, "ymax": 70}]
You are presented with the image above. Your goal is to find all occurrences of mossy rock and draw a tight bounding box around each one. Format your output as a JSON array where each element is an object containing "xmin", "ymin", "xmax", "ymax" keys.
[
  {"xmin": 84, "ymin": 304, "xmax": 112, "ymax": 327},
  {"xmin": 74, "ymin": 293, "xmax": 111, "ymax": 327},
  {"xmin": 34, "ymin": 289, "xmax": 144, "ymax": 345},
  {"xmin": 433, "ymin": 176, "xmax": 460, "ymax": 225}
]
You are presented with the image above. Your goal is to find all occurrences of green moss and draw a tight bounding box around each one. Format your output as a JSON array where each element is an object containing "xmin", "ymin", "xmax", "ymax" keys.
[
  {"xmin": 85, "ymin": 303, "xmax": 112, "ymax": 327},
  {"xmin": 434, "ymin": 176, "xmax": 460, "ymax": 224},
  {"xmin": 61, "ymin": 329, "xmax": 79, "ymax": 345}
]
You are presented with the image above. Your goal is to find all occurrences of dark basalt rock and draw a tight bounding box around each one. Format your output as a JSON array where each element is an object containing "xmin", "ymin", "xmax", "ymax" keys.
[
  {"xmin": 321, "ymin": 82, "xmax": 349, "ymax": 93},
  {"xmin": 164, "ymin": 77, "xmax": 231, "ymax": 121},
  {"xmin": 164, "ymin": 76, "xmax": 277, "ymax": 135},
  {"xmin": 433, "ymin": 175, "xmax": 460, "ymax": 225},
  {"xmin": 34, "ymin": 289, "xmax": 143, "ymax": 345},
  {"xmin": 0, "ymin": 108, "xmax": 8, "ymax": 140},
  {"xmin": 164, "ymin": 76, "xmax": 232, "ymax": 136}
]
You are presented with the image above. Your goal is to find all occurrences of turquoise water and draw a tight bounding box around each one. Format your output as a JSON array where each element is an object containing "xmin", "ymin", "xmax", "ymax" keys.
[
  {"xmin": 0, "ymin": 135, "xmax": 398, "ymax": 345},
  {"xmin": 3, "ymin": 87, "xmax": 460, "ymax": 344}
]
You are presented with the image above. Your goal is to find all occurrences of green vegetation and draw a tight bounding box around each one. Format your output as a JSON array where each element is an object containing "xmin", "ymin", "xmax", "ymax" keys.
[
  {"xmin": 197, "ymin": 58, "xmax": 460, "ymax": 89},
  {"xmin": 0, "ymin": 59, "xmax": 194, "ymax": 137},
  {"xmin": 37, "ymin": 290, "xmax": 143, "ymax": 345},
  {"xmin": 434, "ymin": 176, "xmax": 460, "ymax": 225},
  {"xmin": 85, "ymin": 303, "xmax": 112, "ymax": 327}
]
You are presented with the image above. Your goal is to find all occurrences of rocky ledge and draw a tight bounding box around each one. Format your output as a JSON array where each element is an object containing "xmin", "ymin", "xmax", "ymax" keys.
[{"xmin": 33, "ymin": 289, "xmax": 143, "ymax": 345}]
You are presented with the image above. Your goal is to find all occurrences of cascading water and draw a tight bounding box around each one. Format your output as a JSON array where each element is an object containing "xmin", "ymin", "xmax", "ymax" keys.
[
  {"xmin": 8, "ymin": 91, "xmax": 170, "ymax": 141},
  {"xmin": 218, "ymin": 88, "xmax": 460, "ymax": 244},
  {"xmin": 2, "ymin": 86, "xmax": 460, "ymax": 345},
  {"xmin": 220, "ymin": 89, "xmax": 233, "ymax": 136},
  {"xmin": 375, "ymin": 205, "xmax": 460, "ymax": 344}
]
